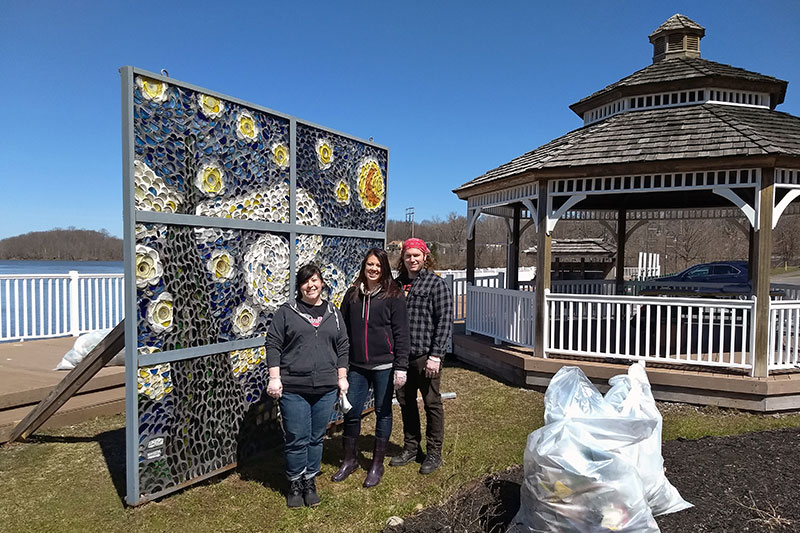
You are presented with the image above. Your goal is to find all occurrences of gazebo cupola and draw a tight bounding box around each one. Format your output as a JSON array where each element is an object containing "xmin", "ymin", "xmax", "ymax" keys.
[
  {"xmin": 649, "ymin": 13, "xmax": 705, "ymax": 63},
  {"xmin": 571, "ymin": 14, "xmax": 787, "ymax": 126}
]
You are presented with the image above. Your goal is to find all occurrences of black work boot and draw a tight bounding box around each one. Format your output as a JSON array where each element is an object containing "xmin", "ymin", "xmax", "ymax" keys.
[
  {"xmin": 286, "ymin": 478, "xmax": 304, "ymax": 508},
  {"xmin": 302, "ymin": 475, "xmax": 321, "ymax": 507},
  {"xmin": 389, "ymin": 446, "xmax": 424, "ymax": 467},
  {"xmin": 363, "ymin": 438, "xmax": 389, "ymax": 488},
  {"xmin": 331, "ymin": 435, "xmax": 359, "ymax": 482},
  {"xmin": 419, "ymin": 451, "xmax": 442, "ymax": 475}
]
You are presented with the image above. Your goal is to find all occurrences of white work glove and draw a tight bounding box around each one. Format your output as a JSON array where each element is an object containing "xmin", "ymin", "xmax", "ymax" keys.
[
  {"xmin": 267, "ymin": 376, "xmax": 283, "ymax": 398},
  {"xmin": 338, "ymin": 376, "xmax": 349, "ymax": 396},
  {"xmin": 424, "ymin": 356, "xmax": 441, "ymax": 378},
  {"xmin": 393, "ymin": 370, "xmax": 407, "ymax": 389}
]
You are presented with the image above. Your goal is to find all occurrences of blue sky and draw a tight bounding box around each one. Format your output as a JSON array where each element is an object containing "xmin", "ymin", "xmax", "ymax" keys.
[{"xmin": 2, "ymin": 1, "xmax": 799, "ymax": 240}]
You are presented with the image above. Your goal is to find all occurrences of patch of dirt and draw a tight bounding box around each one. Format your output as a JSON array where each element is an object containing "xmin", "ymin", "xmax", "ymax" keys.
[{"xmin": 385, "ymin": 427, "xmax": 800, "ymax": 532}]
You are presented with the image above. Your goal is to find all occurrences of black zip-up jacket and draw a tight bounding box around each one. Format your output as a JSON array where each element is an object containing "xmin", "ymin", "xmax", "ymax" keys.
[
  {"xmin": 265, "ymin": 300, "xmax": 349, "ymax": 390},
  {"xmin": 340, "ymin": 285, "xmax": 410, "ymax": 371}
]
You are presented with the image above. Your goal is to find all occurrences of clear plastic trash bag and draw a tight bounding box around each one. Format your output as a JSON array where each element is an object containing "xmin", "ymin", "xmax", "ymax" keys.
[
  {"xmin": 604, "ymin": 363, "xmax": 692, "ymax": 516},
  {"xmin": 55, "ymin": 329, "xmax": 123, "ymax": 370},
  {"xmin": 510, "ymin": 365, "xmax": 690, "ymax": 532}
]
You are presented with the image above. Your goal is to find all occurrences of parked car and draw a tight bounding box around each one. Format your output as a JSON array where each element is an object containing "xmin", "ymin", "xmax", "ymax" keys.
[{"xmin": 644, "ymin": 261, "xmax": 751, "ymax": 296}]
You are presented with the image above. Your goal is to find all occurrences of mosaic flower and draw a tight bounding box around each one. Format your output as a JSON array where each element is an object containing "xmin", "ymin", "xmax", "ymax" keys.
[
  {"xmin": 244, "ymin": 234, "xmax": 291, "ymax": 311},
  {"xmin": 334, "ymin": 179, "xmax": 350, "ymax": 205},
  {"xmin": 230, "ymin": 347, "xmax": 265, "ymax": 376},
  {"xmin": 197, "ymin": 93, "xmax": 225, "ymax": 118},
  {"xmin": 138, "ymin": 355, "xmax": 173, "ymax": 401},
  {"xmin": 134, "ymin": 160, "xmax": 183, "ymax": 213},
  {"xmin": 147, "ymin": 292, "xmax": 174, "ymax": 333},
  {"xmin": 358, "ymin": 157, "xmax": 384, "ymax": 211},
  {"xmin": 207, "ymin": 250, "xmax": 235, "ymax": 280},
  {"xmin": 237, "ymin": 110, "xmax": 259, "ymax": 141},
  {"xmin": 232, "ymin": 302, "xmax": 258, "ymax": 336},
  {"xmin": 136, "ymin": 76, "xmax": 169, "ymax": 103},
  {"xmin": 322, "ymin": 263, "xmax": 348, "ymax": 307},
  {"xmin": 195, "ymin": 163, "xmax": 225, "ymax": 196},
  {"xmin": 135, "ymin": 245, "xmax": 163, "ymax": 288},
  {"xmin": 272, "ymin": 142, "xmax": 290, "ymax": 169},
  {"xmin": 315, "ymin": 138, "xmax": 333, "ymax": 169}
]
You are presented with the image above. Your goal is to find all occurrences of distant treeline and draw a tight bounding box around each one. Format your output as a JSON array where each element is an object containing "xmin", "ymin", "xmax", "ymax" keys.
[{"xmin": 0, "ymin": 229, "xmax": 123, "ymax": 261}]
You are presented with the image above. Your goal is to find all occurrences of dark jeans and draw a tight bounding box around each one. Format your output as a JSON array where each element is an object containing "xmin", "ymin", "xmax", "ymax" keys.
[
  {"xmin": 279, "ymin": 389, "xmax": 338, "ymax": 480},
  {"xmin": 343, "ymin": 366, "xmax": 394, "ymax": 439},
  {"xmin": 395, "ymin": 356, "xmax": 444, "ymax": 454}
]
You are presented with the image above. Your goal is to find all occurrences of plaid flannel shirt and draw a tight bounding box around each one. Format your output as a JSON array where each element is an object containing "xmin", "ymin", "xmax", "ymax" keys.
[{"xmin": 396, "ymin": 269, "xmax": 453, "ymax": 360}]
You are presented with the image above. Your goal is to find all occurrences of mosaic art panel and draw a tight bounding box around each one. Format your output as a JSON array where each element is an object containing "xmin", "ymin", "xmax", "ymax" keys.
[
  {"xmin": 135, "ymin": 225, "xmax": 290, "ymax": 349},
  {"xmin": 127, "ymin": 70, "xmax": 387, "ymax": 503},
  {"xmin": 296, "ymin": 123, "xmax": 387, "ymax": 231},
  {"xmin": 137, "ymin": 346, "xmax": 282, "ymax": 496},
  {"xmin": 134, "ymin": 76, "xmax": 291, "ymax": 220}
]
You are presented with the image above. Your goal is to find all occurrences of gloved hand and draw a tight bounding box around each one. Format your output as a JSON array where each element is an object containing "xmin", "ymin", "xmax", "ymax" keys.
[
  {"xmin": 338, "ymin": 376, "xmax": 349, "ymax": 396},
  {"xmin": 393, "ymin": 370, "xmax": 407, "ymax": 389},
  {"xmin": 267, "ymin": 376, "xmax": 282, "ymax": 398},
  {"xmin": 424, "ymin": 356, "xmax": 441, "ymax": 378}
]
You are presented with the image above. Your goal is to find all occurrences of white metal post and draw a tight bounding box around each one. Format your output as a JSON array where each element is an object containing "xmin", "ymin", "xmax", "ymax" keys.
[{"xmin": 69, "ymin": 270, "xmax": 80, "ymax": 337}]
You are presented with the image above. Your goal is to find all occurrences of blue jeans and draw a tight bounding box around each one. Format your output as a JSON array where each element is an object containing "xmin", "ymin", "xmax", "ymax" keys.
[
  {"xmin": 279, "ymin": 389, "xmax": 338, "ymax": 480},
  {"xmin": 343, "ymin": 366, "xmax": 394, "ymax": 439}
]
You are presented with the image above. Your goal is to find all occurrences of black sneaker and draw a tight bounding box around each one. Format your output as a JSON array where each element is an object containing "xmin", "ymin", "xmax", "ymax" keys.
[
  {"xmin": 302, "ymin": 476, "xmax": 321, "ymax": 507},
  {"xmin": 419, "ymin": 452, "xmax": 441, "ymax": 475},
  {"xmin": 389, "ymin": 448, "xmax": 424, "ymax": 467},
  {"xmin": 286, "ymin": 478, "xmax": 304, "ymax": 508}
]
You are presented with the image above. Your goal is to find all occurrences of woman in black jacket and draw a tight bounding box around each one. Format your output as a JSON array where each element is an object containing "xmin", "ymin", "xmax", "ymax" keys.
[
  {"xmin": 266, "ymin": 264, "xmax": 350, "ymax": 508},
  {"xmin": 332, "ymin": 247, "xmax": 410, "ymax": 487}
]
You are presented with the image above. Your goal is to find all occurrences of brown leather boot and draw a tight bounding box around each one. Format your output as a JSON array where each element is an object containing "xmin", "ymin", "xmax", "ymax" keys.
[
  {"xmin": 363, "ymin": 437, "xmax": 389, "ymax": 488},
  {"xmin": 331, "ymin": 435, "xmax": 359, "ymax": 482}
]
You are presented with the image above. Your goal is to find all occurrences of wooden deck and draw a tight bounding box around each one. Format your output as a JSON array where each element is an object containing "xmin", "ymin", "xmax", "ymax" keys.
[
  {"xmin": 0, "ymin": 337, "xmax": 125, "ymax": 443},
  {"xmin": 453, "ymin": 328, "xmax": 800, "ymax": 412}
]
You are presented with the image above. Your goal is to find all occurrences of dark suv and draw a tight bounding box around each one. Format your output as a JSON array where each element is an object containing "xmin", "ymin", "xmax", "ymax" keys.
[{"xmin": 643, "ymin": 261, "xmax": 750, "ymax": 296}]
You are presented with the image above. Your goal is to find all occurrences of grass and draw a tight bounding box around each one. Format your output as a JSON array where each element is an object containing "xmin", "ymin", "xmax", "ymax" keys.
[{"xmin": 2, "ymin": 363, "xmax": 800, "ymax": 533}]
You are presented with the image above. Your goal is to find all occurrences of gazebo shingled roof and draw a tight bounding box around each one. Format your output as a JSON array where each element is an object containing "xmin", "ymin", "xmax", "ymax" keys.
[
  {"xmin": 648, "ymin": 13, "xmax": 705, "ymax": 36},
  {"xmin": 454, "ymin": 105, "xmax": 800, "ymax": 195},
  {"xmin": 570, "ymin": 58, "xmax": 787, "ymax": 116}
]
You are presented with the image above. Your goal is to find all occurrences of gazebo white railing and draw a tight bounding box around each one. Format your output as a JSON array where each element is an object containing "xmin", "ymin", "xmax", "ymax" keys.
[
  {"xmin": 464, "ymin": 283, "xmax": 800, "ymax": 375},
  {"xmin": 544, "ymin": 292, "xmax": 756, "ymax": 373},
  {"xmin": 769, "ymin": 299, "xmax": 800, "ymax": 370}
]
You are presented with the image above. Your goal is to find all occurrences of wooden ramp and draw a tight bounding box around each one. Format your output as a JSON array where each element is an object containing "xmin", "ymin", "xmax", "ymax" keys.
[
  {"xmin": 454, "ymin": 332, "xmax": 800, "ymax": 412},
  {"xmin": 0, "ymin": 326, "xmax": 126, "ymax": 443}
]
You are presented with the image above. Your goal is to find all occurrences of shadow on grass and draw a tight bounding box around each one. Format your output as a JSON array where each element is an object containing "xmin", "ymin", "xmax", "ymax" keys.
[{"xmin": 29, "ymin": 427, "xmax": 128, "ymax": 502}]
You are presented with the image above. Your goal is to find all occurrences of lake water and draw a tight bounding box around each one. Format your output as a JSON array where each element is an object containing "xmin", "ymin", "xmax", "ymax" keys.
[{"xmin": 0, "ymin": 260, "xmax": 124, "ymax": 275}]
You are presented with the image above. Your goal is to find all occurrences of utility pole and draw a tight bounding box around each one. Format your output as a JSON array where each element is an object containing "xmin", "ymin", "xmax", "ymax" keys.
[{"xmin": 405, "ymin": 207, "xmax": 415, "ymax": 238}]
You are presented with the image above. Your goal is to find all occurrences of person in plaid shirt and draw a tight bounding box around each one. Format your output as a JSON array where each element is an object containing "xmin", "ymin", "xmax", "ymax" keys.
[{"xmin": 390, "ymin": 238, "xmax": 453, "ymax": 474}]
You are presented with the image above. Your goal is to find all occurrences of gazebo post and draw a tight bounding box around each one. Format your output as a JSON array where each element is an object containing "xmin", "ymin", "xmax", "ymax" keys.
[
  {"xmin": 616, "ymin": 209, "xmax": 627, "ymax": 294},
  {"xmin": 752, "ymin": 167, "xmax": 776, "ymax": 377},
  {"xmin": 466, "ymin": 227, "xmax": 476, "ymax": 286},
  {"xmin": 507, "ymin": 205, "xmax": 521, "ymax": 289},
  {"xmin": 534, "ymin": 181, "xmax": 552, "ymax": 358}
]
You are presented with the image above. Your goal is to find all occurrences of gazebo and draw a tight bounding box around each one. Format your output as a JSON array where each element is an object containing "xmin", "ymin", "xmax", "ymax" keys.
[{"xmin": 453, "ymin": 15, "xmax": 800, "ymax": 410}]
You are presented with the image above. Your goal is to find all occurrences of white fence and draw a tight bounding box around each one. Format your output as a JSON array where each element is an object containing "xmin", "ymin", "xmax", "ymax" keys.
[
  {"xmin": 544, "ymin": 292, "xmax": 756, "ymax": 372},
  {"xmin": 466, "ymin": 285, "xmax": 536, "ymax": 347},
  {"xmin": 0, "ymin": 271, "xmax": 124, "ymax": 342},
  {"xmin": 769, "ymin": 300, "xmax": 800, "ymax": 370}
]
